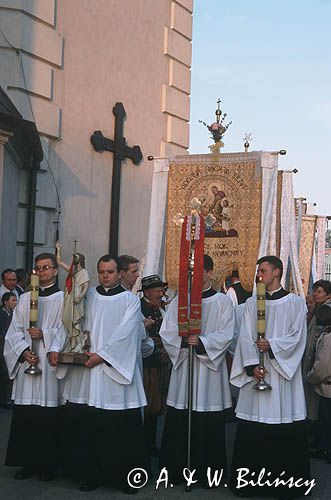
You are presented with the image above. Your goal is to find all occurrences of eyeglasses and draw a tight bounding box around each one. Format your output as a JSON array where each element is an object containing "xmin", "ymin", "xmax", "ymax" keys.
[{"xmin": 34, "ymin": 265, "xmax": 55, "ymax": 272}]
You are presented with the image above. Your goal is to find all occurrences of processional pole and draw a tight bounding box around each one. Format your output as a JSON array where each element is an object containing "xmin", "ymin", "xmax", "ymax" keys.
[{"xmin": 177, "ymin": 199, "xmax": 205, "ymax": 492}]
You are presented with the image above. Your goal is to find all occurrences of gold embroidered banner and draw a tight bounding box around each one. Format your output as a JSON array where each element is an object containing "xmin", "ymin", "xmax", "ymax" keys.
[
  {"xmin": 165, "ymin": 154, "xmax": 262, "ymax": 291},
  {"xmin": 299, "ymin": 215, "xmax": 316, "ymax": 296}
]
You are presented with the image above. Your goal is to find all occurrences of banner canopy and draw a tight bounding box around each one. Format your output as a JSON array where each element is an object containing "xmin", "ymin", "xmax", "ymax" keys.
[{"xmin": 143, "ymin": 151, "xmax": 310, "ymax": 297}]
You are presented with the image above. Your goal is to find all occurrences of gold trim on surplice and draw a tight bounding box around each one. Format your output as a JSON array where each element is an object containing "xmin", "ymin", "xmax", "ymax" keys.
[{"xmin": 165, "ymin": 153, "xmax": 262, "ymax": 291}]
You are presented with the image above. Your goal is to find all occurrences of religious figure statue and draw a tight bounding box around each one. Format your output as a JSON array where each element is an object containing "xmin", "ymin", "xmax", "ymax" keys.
[
  {"xmin": 199, "ymin": 186, "xmax": 238, "ymax": 239},
  {"xmin": 55, "ymin": 241, "xmax": 90, "ymax": 358},
  {"xmin": 211, "ymin": 185, "xmax": 226, "ymax": 226},
  {"xmin": 221, "ymin": 199, "xmax": 231, "ymax": 233}
]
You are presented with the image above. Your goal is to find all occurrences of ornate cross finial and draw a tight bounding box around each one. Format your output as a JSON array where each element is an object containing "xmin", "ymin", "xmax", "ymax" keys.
[
  {"xmin": 209, "ymin": 141, "xmax": 223, "ymax": 157},
  {"xmin": 199, "ymin": 98, "xmax": 232, "ymax": 155}
]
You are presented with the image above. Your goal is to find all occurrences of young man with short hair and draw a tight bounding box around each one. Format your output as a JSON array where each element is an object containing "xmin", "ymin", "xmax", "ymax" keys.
[
  {"xmin": 4, "ymin": 253, "xmax": 66, "ymax": 481},
  {"xmin": 230, "ymin": 255, "xmax": 311, "ymax": 498},
  {"xmin": 15, "ymin": 268, "xmax": 28, "ymax": 296},
  {"xmin": 118, "ymin": 254, "xmax": 140, "ymax": 291},
  {"xmin": 226, "ymin": 269, "xmax": 252, "ymax": 306},
  {"xmin": 53, "ymin": 255, "xmax": 147, "ymax": 493}
]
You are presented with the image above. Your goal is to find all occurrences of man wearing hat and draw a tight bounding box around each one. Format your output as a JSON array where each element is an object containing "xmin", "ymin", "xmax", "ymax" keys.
[{"xmin": 140, "ymin": 275, "xmax": 170, "ymax": 458}]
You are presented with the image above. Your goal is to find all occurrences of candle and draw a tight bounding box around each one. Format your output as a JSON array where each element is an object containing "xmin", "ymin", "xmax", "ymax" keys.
[
  {"xmin": 24, "ymin": 269, "xmax": 42, "ymax": 375},
  {"xmin": 253, "ymin": 276, "xmax": 271, "ymax": 390},
  {"xmin": 256, "ymin": 276, "xmax": 266, "ymax": 336},
  {"xmin": 30, "ymin": 270, "xmax": 39, "ymax": 325}
]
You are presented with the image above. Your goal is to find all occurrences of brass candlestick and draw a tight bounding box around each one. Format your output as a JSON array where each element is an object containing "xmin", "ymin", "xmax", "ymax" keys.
[
  {"xmin": 253, "ymin": 276, "xmax": 271, "ymax": 391},
  {"xmin": 24, "ymin": 270, "xmax": 42, "ymax": 376}
]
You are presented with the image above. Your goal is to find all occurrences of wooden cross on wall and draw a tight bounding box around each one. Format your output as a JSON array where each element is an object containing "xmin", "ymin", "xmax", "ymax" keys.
[{"xmin": 91, "ymin": 102, "xmax": 143, "ymax": 256}]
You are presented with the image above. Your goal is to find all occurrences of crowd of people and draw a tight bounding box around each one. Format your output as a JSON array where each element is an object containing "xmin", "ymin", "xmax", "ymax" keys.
[{"xmin": 0, "ymin": 254, "xmax": 330, "ymax": 497}]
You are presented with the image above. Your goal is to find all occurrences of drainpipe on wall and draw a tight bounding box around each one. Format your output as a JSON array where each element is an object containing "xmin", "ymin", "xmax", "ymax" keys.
[{"xmin": 25, "ymin": 159, "xmax": 40, "ymax": 273}]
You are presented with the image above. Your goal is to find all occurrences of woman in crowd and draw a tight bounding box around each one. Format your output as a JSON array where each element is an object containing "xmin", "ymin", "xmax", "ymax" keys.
[
  {"xmin": 306, "ymin": 292, "xmax": 316, "ymax": 326},
  {"xmin": 307, "ymin": 304, "xmax": 331, "ymax": 462},
  {"xmin": 303, "ymin": 280, "xmax": 331, "ymax": 456}
]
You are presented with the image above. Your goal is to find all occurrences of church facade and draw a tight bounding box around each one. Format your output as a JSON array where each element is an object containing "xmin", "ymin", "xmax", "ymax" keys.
[{"xmin": 0, "ymin": 0, "xmax": 193, "ymax": 281}]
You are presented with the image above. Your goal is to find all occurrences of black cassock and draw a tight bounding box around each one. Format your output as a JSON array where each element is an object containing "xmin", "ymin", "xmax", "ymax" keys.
[
  {"xmin": 5, "ymin": 284, "xmax": 62, "ymax": 474},
  {"xmin": 230, "ymin": 288, "xmax": 311, "ymax": 498},
  {"xmin": 61, "ymin": 284, "xmax": 147, "ymax": 488}
]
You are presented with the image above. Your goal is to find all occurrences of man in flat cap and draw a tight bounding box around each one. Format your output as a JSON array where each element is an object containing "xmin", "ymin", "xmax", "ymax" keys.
[{"xmin": 140, "ymin": 275, "xmax": 170, "ymax": 459}]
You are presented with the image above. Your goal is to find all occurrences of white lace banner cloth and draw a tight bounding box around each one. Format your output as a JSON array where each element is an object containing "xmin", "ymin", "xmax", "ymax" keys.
[
  {"xmin": 143, "ymin": 153, "xmax": 305, "ymax": 296},
  {"xmin": 316, "ymin": 216, "xmax": 327, "ymax": 280},
  {"xmin": 258, "ymin": 152, "xmax": 278, "ymax": 258},
  {"xmin": 143, "ymin": 159, "xmax": 169, "ymax": 277},
  {"xmin": 279, "ymin": 172, "xmax": 304, "ymax": 296},
  {"xmin": 279, "ymin": 172, "xmax": 293, "ymax": 288},
  {"xmin": 311, "ymin": 246, "xmax": 317, "ymax": 285}
]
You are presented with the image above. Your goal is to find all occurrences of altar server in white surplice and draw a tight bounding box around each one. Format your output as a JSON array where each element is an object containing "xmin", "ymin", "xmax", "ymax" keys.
[
  {"xmin": 230, "ymin": 255, "xmax": 311, "ymax": 498},
  {"xmin": 4, "ymin": 253, "xmax": 66, "ymax": 482},
  {"xmin": 159, "ymin": 254, "xmax": 234, "ymax": 487},
  {"xmin": 50, "ymin": 255, "xmax": 147, "ymax": 494}
]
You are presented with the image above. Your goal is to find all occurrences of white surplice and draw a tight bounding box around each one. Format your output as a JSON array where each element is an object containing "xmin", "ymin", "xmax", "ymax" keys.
[
  {"xmin": 228, "ymin": 302, "xmax": 245, "ymax": 357},
  {"xmin": 160, "ymin": 293, "xmax": 234, "ymax": 412},
  {"xmin": 231, "ymin": 293, "xmax": 307, "ymax": 423},
  {"xmin": 4, "ymin": 291, "xmax": 66, "ymax": 407},
  {"xmin": 61, "ymin": 288, "xmax": 147, "ymax": 410}
]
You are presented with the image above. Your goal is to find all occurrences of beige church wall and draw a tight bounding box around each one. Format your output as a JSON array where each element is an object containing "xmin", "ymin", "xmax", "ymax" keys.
[
  {"xmin": 0, "ymin": 4, "xmax": 63, "ymax": 138},
  {"xmin": 0, "ymin": 0, "xmax": 56, "ymax": 26},
  {"xmin": 0, "ymin": 1, "xmax": 63, "ymax": 269},
  {"xmin": 48, "ymin": 0, "xmax": 193, "ymax": 283},
  {"xmin": 0, "ymin": 131, "xmax": 14, "ymax": 269},
  {"xmin": 0, "ymin": 0, "xmax": 192, "ymax": 279},
  {"xmin": 0, "ymin": 10, "xmax": 61, "ymax": 65},
  {"xmin": 0, "ymin": 148, "xmax": 21, "ymax": 268},
  {"xmin": 0, "ymin": 50, "xmax": 60, "ymax": 138}
]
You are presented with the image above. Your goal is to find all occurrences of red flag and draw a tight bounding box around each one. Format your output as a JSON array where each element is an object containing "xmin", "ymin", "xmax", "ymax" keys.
[
  {"xmin": 189, "ymin": 215, "xmax": 204, "ymax": 335},
  {"xmin": 178, "ymin": 216, "xmax": 190, "ymax": 337},
  {"xmin": 178, "ymin": 215, "xmax": 204, "ymax": 337}
]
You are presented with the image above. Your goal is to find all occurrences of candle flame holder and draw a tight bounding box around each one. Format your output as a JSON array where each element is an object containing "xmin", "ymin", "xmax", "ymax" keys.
[
  {"xmin": 253, "ymin": 276, "xmax": 271, "ymax": 391},
  {"xmin": 25, "ymin": 270, "xmax": 42, "ymax": 376},
  {"xmin": 24, "ymin": 357, "xmax": 42, "ymax": 376}
]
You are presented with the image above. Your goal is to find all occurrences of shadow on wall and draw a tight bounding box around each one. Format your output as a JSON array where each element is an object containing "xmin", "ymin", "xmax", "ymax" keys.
[
  {"xmin": 35, "ymin": 143, "xmax": 102, "ymax": 287},
  {"xmin": 48, "ymin": 145, "xmax": 97, "ymax": 198},
  {"xmin": 38, "ymin": 143, "xmax": 98, "ymax": 249}
]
